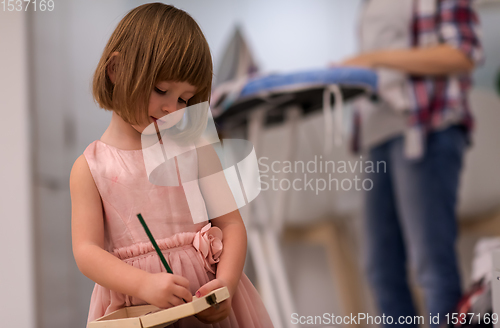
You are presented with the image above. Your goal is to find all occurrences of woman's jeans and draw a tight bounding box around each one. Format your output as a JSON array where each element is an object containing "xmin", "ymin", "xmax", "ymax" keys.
[{"xmin": 364, "ymin": 125, "xmax": 467, "ymax": 327}]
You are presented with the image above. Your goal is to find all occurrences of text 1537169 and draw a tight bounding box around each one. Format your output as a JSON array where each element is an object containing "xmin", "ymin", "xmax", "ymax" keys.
[{"xmin": 2, "ymin": 0, "xmax": 54, "ymax": 11}]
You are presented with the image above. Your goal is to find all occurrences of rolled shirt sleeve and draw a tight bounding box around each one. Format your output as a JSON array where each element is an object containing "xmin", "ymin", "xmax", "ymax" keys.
[{"xmin": 438, "ymin": 0, "xmax": 484, "ymax": 65}]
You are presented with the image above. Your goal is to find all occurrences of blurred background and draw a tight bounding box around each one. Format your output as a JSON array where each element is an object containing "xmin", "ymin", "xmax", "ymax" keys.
[{"xmin": 1, "ymin": 0, "xmax": 500, "ymax": 327}]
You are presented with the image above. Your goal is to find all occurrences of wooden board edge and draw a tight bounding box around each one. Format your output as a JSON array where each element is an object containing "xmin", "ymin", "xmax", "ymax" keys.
[{"xmin": 140, "ymin": 287, "xmax": 230, "ymax": 327}]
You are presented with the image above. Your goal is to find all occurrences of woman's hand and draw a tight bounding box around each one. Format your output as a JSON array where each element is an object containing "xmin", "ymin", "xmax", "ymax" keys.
[
  {"xmin": 329, "ymin": 53, "xmax": 377, "ymax": 69},
  {"xmin": 194, "ymin": 278, "xmax": 233, "ymax": 324},
  {"xmin": 340, "ymin": 53, "xmax": 377, "ymax": 68},
  {"xmin": 138, "ymin": 272, "xmax": 193, "ymax": 309}
]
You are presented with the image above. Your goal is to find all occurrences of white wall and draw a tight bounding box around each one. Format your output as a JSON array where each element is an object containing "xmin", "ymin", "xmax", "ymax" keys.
[
  {"xmin": 0, "ymin": 10, "xmax": 35, "ymax": 328},
  {"xmin": 173, "ymin": 0, "xmax": 362, "ymax": 72},
  {"xmin": 131, "ymin": 0, "xmax": 362, "ymax": 75}
]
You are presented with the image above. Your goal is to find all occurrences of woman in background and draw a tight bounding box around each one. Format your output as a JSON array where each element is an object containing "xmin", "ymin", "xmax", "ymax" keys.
[{"xmin": 341, "ymin": 0, "xmax": 483, "ymax": 326}]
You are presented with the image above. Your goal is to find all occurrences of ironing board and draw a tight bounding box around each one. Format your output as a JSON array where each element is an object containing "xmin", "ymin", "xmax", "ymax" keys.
[
  {"xmin": 212, "ymin": 67, "xmax": 377, "ymax": 328},
  {"xmin": 213, "ymin": 67, "xmax": 376, "ymax": 150}
]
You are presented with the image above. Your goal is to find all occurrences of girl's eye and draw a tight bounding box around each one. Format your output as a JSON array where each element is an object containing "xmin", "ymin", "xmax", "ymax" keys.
[
  {"xmin": 154, "ymin": 87, "xmax": 189, "ymax": 104},
  {"xmin": 154, "ymin": 87, "xmax": 166, "ymax": 95}
]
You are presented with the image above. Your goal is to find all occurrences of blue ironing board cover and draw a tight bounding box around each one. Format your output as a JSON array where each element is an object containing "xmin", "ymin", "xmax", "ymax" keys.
[
  {"xmin": 212, "ymin": 67, "xmax": 377, "ymax": 118},
  {"xmin": 240, "ymin": 67, "xmax": 377, "ymax": 97}
]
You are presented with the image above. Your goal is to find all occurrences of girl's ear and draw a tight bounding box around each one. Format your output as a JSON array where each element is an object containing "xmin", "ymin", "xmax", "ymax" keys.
[{"xmin": 107, "ymin": 52, "xmax": 120, "ymax": 84}]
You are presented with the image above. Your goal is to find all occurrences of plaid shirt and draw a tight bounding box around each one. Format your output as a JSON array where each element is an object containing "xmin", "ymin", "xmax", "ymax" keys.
[
  {"xmin": 354, "ymin": 0, "xmax": 484, "ymax": 159},
  {"xmin": 408, "ymin": 0, "xmax": 483, "ymax": 150}
]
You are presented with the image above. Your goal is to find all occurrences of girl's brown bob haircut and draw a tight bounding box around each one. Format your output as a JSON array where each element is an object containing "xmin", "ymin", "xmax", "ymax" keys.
[{"xmin": 92, "ymin": 2, "xmax": 213, "ymax": 126}]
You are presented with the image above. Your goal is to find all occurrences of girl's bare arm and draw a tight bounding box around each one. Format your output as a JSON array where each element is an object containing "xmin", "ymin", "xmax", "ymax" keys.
[
  {"xmin": 196, "ymin": 144, "xmax": 247, "ymax": 296},
  {"xmin": 210, "ymin": 210, "xmax": 247, "ymax": 296},
  {"xmin": 71, "ymin": 155, "xmax": 148, "ymax": 295}
]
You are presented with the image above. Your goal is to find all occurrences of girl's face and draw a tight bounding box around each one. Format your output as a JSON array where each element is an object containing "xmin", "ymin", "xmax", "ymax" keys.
[{"xmin": 131, "ymin": 80, "xmax": 197, "ymax": 133}]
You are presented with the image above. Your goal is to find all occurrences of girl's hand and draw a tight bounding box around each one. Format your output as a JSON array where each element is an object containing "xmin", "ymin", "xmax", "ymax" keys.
[
  {"xmin": 194, "ymin": 278, "xmax": 233, "ymax": 324},
  {"xmin": 138, "ymin": 272, "xmax": 193, "ymax": 309}
]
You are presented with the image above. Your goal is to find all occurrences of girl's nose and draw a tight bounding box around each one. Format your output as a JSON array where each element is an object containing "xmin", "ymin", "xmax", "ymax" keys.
[{"xmin": 161, "ymin": 101, "xmax": 177, "ymax": 115}]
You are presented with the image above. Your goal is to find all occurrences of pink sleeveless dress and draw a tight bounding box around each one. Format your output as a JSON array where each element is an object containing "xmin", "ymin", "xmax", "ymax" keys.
[{"xmin": 83, "ymin": 140, "xmax": 274, "ymax": 328}]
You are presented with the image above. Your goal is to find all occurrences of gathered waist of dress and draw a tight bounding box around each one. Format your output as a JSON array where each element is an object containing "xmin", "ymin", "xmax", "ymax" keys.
[
  {"xmin": 111, "ymin": 223, "xmax": 224, "ymax": 274},
  {"xmin": 112, "ymin": 231, "xmax": 197, "ymax": 260}
]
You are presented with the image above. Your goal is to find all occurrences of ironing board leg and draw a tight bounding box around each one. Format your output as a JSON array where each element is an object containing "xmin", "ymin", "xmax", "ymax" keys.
[
  {"xmin": 239, "ymin": 197, "xmax": 283, "ymax": 328},
  {"xmin": 248, "ymin": 228, "xmax": 284, "ymax": 328},
  {"xmin": 265, "ymin": 230, "xmax": 300, "ymax": 328},
  {"xmin": 244, "ymin": 106, "xmax": 285, "ymax": 328},
  {"xmin": 265, "ymin": 107, "xmax": 301, "ymax": 328},
  {"xmin": 244, "ymin": 105, "xmax": 304, "ymax": 328}
]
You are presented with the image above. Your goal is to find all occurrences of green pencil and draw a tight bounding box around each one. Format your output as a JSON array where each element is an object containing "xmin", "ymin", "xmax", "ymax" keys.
[
  {"xmin": 136, "ymin": 213, "xmax": 188, "ymax": 303},
  {"xmin": 136, "ymin": 213, "xmax": 173, "ymax": 274}
]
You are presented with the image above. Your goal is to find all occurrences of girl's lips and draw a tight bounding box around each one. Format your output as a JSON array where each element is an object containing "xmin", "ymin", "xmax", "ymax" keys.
[{"xmin": 151, "ymin": 116, "xmax": 166, "ymax": 124}]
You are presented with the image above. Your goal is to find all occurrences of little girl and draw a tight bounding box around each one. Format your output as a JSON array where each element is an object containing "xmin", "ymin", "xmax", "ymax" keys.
[{"xmin": 70, "ymin": 3, "xmax": 274, "ymax": 327}]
